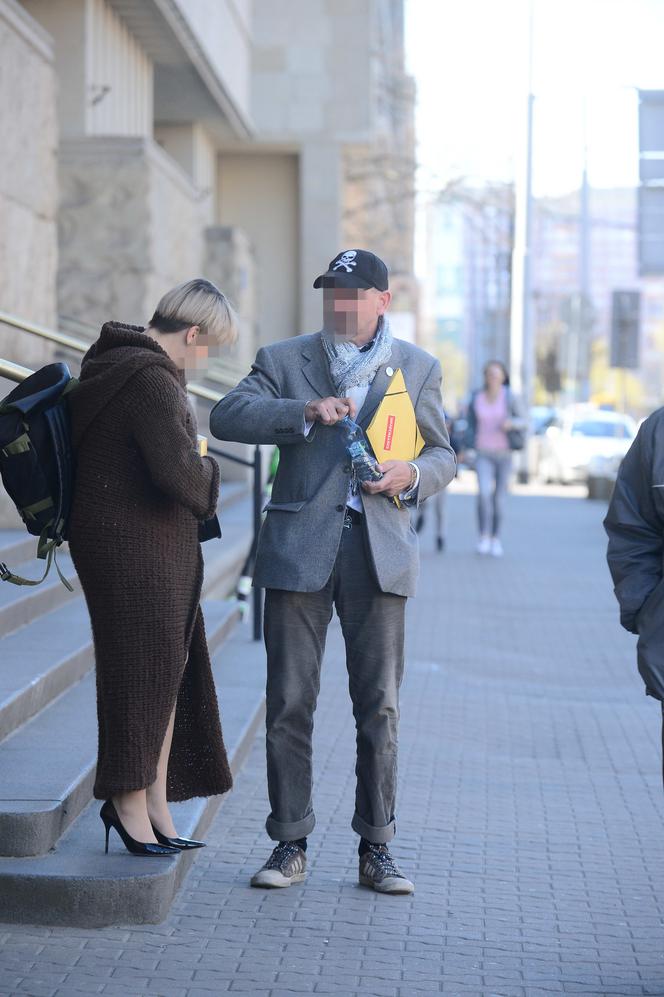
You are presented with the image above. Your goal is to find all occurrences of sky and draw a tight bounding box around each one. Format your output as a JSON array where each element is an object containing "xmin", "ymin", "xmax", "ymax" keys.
[{"xmin": 405, "ymin": 0, "xmax": 664, "ymax": 199}]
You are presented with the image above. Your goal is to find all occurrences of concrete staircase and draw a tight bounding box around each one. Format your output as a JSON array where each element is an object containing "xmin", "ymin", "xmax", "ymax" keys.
[{"xmin": 0, "ymin": 482, "xmax": 262, "ymax": 926}]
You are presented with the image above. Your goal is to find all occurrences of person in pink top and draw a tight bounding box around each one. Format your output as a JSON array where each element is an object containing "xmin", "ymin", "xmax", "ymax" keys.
[{"xmin": 461, "ymin": 361, "xmax": 526, "ymax": 557}]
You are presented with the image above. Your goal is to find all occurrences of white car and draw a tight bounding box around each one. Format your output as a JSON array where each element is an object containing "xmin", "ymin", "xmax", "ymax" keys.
[{"xmin": 538, "ymin": 407, "xmax": 636, "ymax": 486}]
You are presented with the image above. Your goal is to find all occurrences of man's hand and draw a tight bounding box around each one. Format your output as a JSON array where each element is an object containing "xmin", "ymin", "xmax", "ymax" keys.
[
  {"xmin": 362, "ymin": 460, "xmax": 415, "ymax": 498},
  {"xmin": 304, "ymin": 396, "xmax": 357, "ymax": 426}
]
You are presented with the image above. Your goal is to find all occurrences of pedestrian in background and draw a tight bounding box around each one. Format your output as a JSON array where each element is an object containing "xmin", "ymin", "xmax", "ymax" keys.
[
  {"xmin": 68, "ymin": 278, "xmax": 236, "ymax": 857},
  {"xmin": 210, "ymin": 249, "xmax": 455, "ymax": 895},
  {"xmin": 460, "ymin": 360, "xmax": 526, "ymax": 557},
  {"xmin": 414, "ymin": 411, "xmax": 458, "ymax": 552}
]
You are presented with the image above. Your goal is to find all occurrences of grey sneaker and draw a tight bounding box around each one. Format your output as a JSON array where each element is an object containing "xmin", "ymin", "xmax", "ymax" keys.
[
  {"xmin": 359, "ymin": 844, "xmax": 414, "ymax": 894},
  {"xmin": 250, "ymin": 841, "xmax": 307, "ymax": 888}
]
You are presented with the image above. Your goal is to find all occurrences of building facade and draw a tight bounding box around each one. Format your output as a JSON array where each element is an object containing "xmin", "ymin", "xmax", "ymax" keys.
[
  {"xmin": 0, "ymin": 0, "xmax": 415, "ymax": 372},
  {"xmin": 532, "ymin": 186, "xmax": 664, "ymax": 414},
  {"xmin": 0, "ymin": 0, "xmax": 415, "ymax": 524},
  {"xmin": 419, "ymin": 182, "xmax": 514, "ymax": 409}
]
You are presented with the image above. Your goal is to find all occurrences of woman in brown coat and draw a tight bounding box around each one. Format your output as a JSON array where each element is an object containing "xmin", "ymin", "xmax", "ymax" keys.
[{"xmin": 68, "ymin": 278, "xmax": 236, "ymax": 855}]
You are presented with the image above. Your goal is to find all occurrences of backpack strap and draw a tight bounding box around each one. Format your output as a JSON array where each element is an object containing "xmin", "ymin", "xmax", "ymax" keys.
[
  {"xmin": 1, "ymin": 432, "xmax": 31, "ymax": 457},
  {"xmin": 21, "ymin": 496, "xmax": 55, "ymax": 523},
  {"xmin": 0, "ymin": 521, "xmax": 74, "ymax": 592}
]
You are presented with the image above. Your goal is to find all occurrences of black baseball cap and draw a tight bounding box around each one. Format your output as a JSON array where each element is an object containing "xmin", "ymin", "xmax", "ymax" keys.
[{"xmin": 313, "ymin": 249, "xmax": 389, "ymax": 291}]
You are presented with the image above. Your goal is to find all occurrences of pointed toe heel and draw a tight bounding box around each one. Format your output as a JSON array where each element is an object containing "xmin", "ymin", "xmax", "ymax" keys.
[
  {"xmin": 100, "ymin": 801, "xmax": 179, "ymax": 856},
  {"xmin": 151, "ymin": 825, "xmax": 206, "ymax": 850}
]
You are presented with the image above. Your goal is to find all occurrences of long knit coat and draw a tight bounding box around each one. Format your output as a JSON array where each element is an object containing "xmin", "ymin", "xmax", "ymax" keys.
[{"xmin": 68, "ymin": 322, "xmax": 232, "ymax": 802}]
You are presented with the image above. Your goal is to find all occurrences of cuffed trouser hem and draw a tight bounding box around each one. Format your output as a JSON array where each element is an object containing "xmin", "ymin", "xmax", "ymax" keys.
[
  {"xmin": 351, "ymin": 812, "xmax": 396, "ymax": 844},
  {"xmin": 266, "ymin": 810, "xmax": 316, "ymax": 842}
]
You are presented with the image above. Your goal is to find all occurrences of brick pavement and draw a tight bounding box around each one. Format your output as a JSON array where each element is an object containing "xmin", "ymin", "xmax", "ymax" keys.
[{"xmin": 3, "ymin": 484, "xmax": 664, "ymax": 997}]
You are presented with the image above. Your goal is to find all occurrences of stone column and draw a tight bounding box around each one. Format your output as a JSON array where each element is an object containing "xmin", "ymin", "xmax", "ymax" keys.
[
  {"xmin": 298, "ymin": 141, "xmax": 342, "ymax": 334},
  {"xmin": 0, "ymin": 0, "xmax": 58, "ymax": 365},
  {"xmin": 57, "ymin": 137, "xmax": 205, "ymax": 333},
  {"xmin": 0, "ymin": 1, "xmax": 58, "ymax": 527}
]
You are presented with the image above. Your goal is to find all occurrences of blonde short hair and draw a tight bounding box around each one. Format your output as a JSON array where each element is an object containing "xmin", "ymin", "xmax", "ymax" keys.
[{"xmin": 149, "ymin": 278, "xmax": 238, "ymax": 346}]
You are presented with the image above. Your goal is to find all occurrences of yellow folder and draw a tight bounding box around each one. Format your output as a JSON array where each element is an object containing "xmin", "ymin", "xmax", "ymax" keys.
[{"xmin": 367, "ymin": 368, "xmax": 425, "ymax": 464}]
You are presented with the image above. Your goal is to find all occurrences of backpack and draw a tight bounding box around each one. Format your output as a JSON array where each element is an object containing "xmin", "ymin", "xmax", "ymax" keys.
[{"xmin": 0, "ymin": 362, "xmax": 78, "ymax": 590}]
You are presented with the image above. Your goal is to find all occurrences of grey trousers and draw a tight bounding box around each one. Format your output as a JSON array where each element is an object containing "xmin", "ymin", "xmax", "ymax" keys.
[
  {"xmin": 263, "ymin": 512, "xmax": 407, "ymax": 844},
  {"xmin": 475, "ymin": 450, "xmax": 512, "ymax": 537}
]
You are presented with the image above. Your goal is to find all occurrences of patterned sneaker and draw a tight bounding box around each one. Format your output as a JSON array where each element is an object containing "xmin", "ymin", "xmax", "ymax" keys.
[
  {"xmin": 358, "ymin": 844, "xmax": 414, "ymax": 895},
  {"xmin": 250, "ymin": 841, "xmax": 307, "ymax": 888}
]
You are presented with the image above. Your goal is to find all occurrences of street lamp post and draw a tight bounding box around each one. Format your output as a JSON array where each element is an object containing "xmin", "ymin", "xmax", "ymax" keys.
[{"xmin": 509, "ymin": 0, "xmax": 535, "ymax": 482}]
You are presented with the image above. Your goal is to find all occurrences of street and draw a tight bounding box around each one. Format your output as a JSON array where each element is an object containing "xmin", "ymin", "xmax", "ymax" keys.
[{"xmin": 2, "ymin": 482, "xmax": 664, "ymax": 997}]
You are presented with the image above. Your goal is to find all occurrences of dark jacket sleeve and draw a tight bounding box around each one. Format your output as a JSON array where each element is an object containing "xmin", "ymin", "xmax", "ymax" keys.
[
  {"xmin": 604, "ymin": 415, "xmax": 663, "ymax": 634},
  {"xmin": 508, "ymin": 389, "xmax": 527, "ymax": 428},
  {"xmin": 463, "ymin": 392, "xmax": 477, "ymax": 450},
  {"xmin": 128, "ymin": 366, "xmax": 219, "ymax": 521},
  {"xmin": 209, "ymin": 346, "xmax": 315, "ymax": 446}
]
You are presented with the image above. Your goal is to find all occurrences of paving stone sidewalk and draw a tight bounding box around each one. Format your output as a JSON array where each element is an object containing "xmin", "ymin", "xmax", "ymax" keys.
[{"xmin": 3, "ymin": 484, "xmax": 664, "ymax": 997}]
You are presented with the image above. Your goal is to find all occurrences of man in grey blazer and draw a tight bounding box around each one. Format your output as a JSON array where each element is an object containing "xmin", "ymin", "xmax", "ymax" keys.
[{"xmin": 210, "ymin": 249, "xmax": 455, "ymax": 894}]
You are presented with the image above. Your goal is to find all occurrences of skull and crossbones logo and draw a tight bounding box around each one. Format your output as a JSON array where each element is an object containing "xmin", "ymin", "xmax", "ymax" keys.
[{"xmin": 332, "ymin": 250, "xmax": 357, "ymax": 273}]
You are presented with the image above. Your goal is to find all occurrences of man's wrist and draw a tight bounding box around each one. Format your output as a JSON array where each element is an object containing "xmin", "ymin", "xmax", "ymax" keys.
[
  {"xmin": 399, "ymin": 461, "xmax": 420, "ymax": 501},
  {"xmin": 303, "ymin": 401, "xmax": 315, "ymax": 437},
  {"xmin": 406, "ymin": 462, "xmax": 418, "ymax": 491}
]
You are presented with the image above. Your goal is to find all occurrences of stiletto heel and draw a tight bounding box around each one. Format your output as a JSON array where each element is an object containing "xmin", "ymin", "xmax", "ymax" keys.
[
  {"xmin": 151, "ymin": 824, "xmax": 206, "ymax": 850},
  {"xmin": 100, "ymin": 801, "xmax": 179, "ymax": 857}
]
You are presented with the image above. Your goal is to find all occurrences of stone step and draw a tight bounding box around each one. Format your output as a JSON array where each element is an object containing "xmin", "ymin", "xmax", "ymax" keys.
[
  {"xmin": 217, "ymin": 479, "xmax": 250, "ymax": 510},
  {"xmin": 204, "ymin": 492, "xmax": 255, "ymax": 600},
  {"xmin": 0, "ymin": 511, "xmax": 254, "ymax": 742},
  {"xmin": 0, "ymin": 551, "xmax": 78, "ymax": 640},
  {"xmin": 0, "ymin": 626, "xmax": 266, "ymax": 926},
  {"xmin": 0, "ymin": 600, "xmax": 240, "ymax": 858},
  {"xmin": 0, "ymin": 598, "xmax": 93, "ymax": 743},
  {"xmin": 0, "ymin": 529, "xmax": 47, "ymax": 568},
  {"xmin": 0, "ymin": 480, "xmax": 252, "ymax": 641}
]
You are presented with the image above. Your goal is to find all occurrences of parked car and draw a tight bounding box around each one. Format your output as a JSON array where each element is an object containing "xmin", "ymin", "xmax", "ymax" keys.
[
  {"xmin": 530, "ymin": 405, "xmax": 558, "ymax": 435},
  {"xmin": 538, "ymin": 406, "xmax": 636, "ymax": 486},
  {"xmin": 586, "ymin": 452, "xmax": 624, "ymax": 500},
  {"xmin": 527, "ymin": 405, "xmax": 559, "ymax": 481}
]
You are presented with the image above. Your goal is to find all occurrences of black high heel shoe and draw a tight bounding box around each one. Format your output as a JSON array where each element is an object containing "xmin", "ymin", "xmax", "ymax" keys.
[
  {"xmin": 151, "ymin": 824, "xmax": 207, "ymax": 850},
  {"xmin": 100, "ymin": 800, "xmax": 179, "ymax": 856}
]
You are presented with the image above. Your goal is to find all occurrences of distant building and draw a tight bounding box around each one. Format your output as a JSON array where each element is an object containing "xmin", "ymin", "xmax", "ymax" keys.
[
  {"xmin": 420, "ymin": 182, "xmax": 513, "ymax": 402},
  {"xmin": 0, "ymin": 0, "xmax": 415, "ymax": 524},
  {"xmin": 532, "ymin": 187, "xmax": 664, "ymax": 413},
  {"xmin": 0, "ymin": 0, "xmax": 415, "ymax": 370}
]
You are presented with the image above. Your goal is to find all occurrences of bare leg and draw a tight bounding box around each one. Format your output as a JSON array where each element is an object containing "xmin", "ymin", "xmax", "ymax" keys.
[
  {"xmin": 112, "ymin": 789, "xmax": 158, "ymax": 844},
  {"xmin": 112, "ymin": 653, "xmax": 185, "ymax": 842},
  {"xmin": 146, "ymin": 702, "xmax": 178, "ymax": 837},
  {"xmin": 112, "ymin": 705, "xmax": 177, "ymax": 842}
]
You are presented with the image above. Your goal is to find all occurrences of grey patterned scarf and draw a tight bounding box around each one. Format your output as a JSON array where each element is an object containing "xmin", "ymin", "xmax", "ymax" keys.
[{"xmin": 321, "ymin": 314, "xmax": 393, "ymax": 395}]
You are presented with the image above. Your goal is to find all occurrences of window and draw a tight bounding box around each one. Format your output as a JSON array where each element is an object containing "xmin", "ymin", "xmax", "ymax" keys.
[{"xmin": 570, "ymin": 420, "xmax": 633, "ymax": 439}]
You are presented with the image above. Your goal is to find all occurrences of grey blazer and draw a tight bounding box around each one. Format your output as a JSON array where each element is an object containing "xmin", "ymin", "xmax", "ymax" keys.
[{"xmin": 209, "ymin": 332, "xmax": 456, "ymax": 597}]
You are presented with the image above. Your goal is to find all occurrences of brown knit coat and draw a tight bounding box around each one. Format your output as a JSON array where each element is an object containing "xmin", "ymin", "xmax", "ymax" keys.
[{"xmin": 68, "ymin": 322, "xmax": 232, "ymax": 802}]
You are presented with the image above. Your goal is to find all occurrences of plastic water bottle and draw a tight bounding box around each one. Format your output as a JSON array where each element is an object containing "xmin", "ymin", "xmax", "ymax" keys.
[{"xmin": 338, "ymin": 416, "xmax": 383, "ymax": 483}]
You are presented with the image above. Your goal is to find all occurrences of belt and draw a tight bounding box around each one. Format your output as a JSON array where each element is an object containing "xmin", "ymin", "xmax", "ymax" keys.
[{"xmin": 344, "ymin": 506, "xmax": 364, "ymax": 527}]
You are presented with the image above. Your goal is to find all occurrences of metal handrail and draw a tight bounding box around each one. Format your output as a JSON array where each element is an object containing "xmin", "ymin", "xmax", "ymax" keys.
[
  {"xmin": 0, "ymin": 309, "xmax": 224, "ymax": 406},
  {"xmin": 0, "ymin": 359, "xmax": 32, "ymax": 383},
  {"xmin": 0, "ymin": 311, "xmax": 90, "ymax": 354},
  {"xmin": 0, "ymin": 347, "xmax": 264, "ymax": 640}
]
